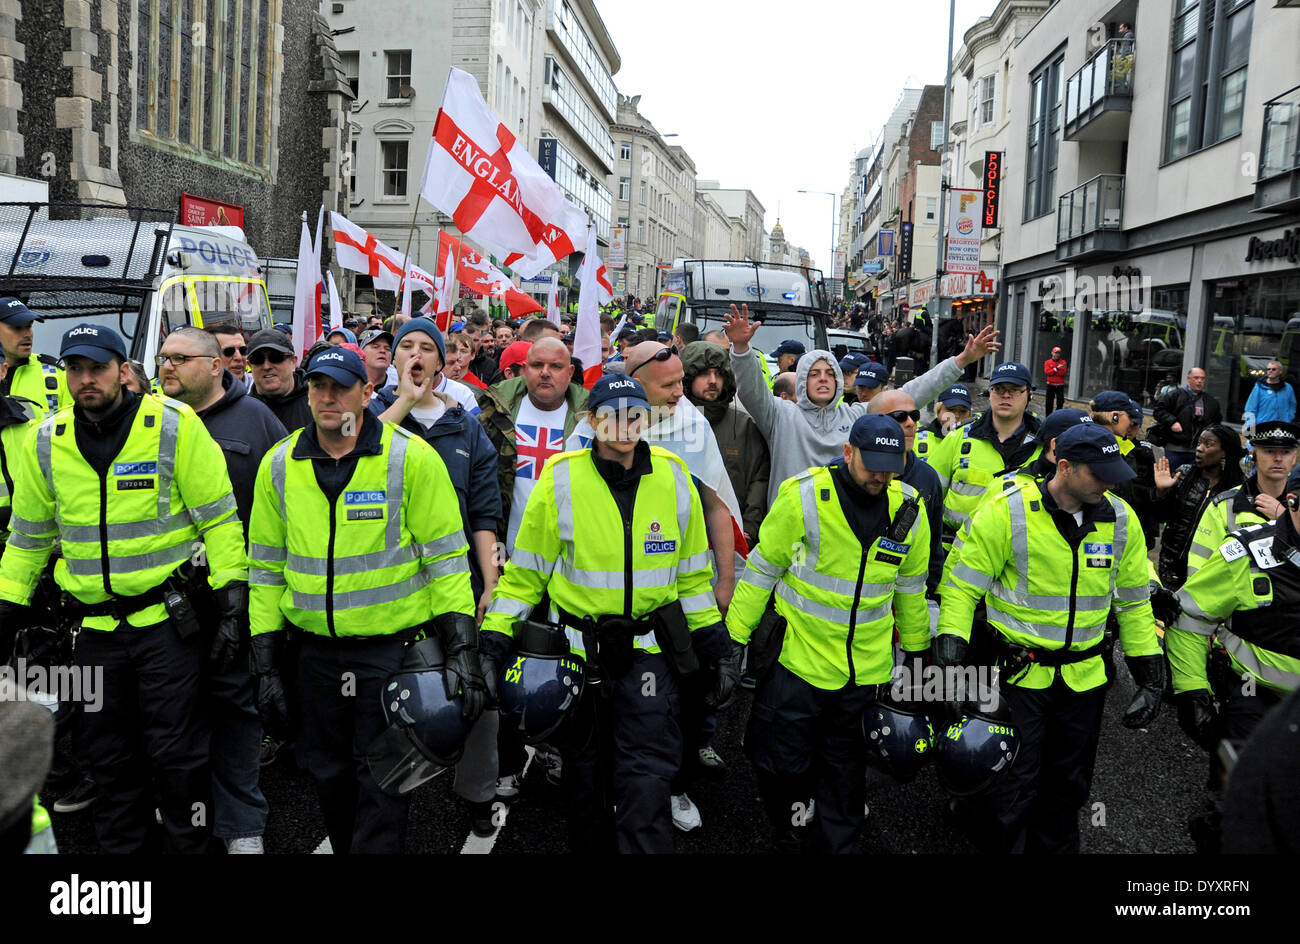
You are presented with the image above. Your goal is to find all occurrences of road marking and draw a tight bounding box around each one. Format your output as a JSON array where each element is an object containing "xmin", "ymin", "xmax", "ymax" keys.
[{"xmin": 459, "ymin": 746, "xmax": 536, "ymax": 855}]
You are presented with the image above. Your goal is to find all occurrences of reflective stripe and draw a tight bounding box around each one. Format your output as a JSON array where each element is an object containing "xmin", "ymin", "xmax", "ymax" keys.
[
  {"xmin": 418, "ymin": 533, "xmax": 465, "ymax": 558},
  {"xmin": 1218, "ymin": 629, "xmax": 1300, "ymax": 691},
  {"xmin": 60, "ymin": 518, "xmax": 192, "ymax": 543},
  {"xmin": 1177, "ymin": 589, "xmax": 1218, "ymax": 625},
  {"xmin": 1007, "ymin": 489, "xmax": 1030, "ymax": 584},
  {"xmin": 488, "ymin": 596, "xmax": 535, "ymax": 621},
  {"xmin": 1224, "ymin": 504, "xmax": 1237, "ymax": 532},
  {"xmin": 553, "ymin": 460, "xmax": 574, "ymax": 543},
  {"xmin": 741, "ymin": 561, "xmax": 780, "ymax": 591},
  {"xmin": 935, "ymin": 472, "xmax": 951, "ymax": 490},
  {"xmin": 951, "ymin": 562, "xmax": 994, "ymax": 592},
  {"xmin": 385, "ymin": 430, "xmax": 409, "ymax": 547},
  {"xmin": 424, "ymin": 555, "xmax": 469, "ymax": 579},
  {"xmin": 8, "ymin": 516, "xmax": 54, "ymax": 534},
  {"xmin": 950, "ymin": 480, "xmax": 988, "ymax": 497},
  {"xmin": 1175, "ymin": 611, "xmax": 1218, "ymax": 637},
  {"xmin": 558, "ymin": 558, "xmax": 676, "ymax": 590},
  {"xmin": 679, "ymin": 590, "xmax": 718, "ymax": 613},
  {"xmin": 507, "ymin": 549, "xmax": 554, "ymax": 576},
  {"xmin": 798, "ymin": 476, "xmax": 820, "ymax": 552},
  {"xmin": 249, "ymin": 543, "xmax": 287, "ymax": 563},
  {"xmin": 288, "ymin": 544, "xmax": 415, "ymax": 576},
  {"xmin": 991, "ymin": 583, "xmax": 1112, "ymax": 611},
  {"xmin": 63, "ymin": 542, "xmax": 191, "ymax": 576},
  {"xmin": 776, "ymin": 580, "xmax": 892, "ymax": 625},
  {"xmin": 895, "ymin": 573, "xmax": 926, "ymax": 592},
  {"xmin": 291, "ymin": 573, "xmax": 429, "ymax": 611},
  {"xmin": 1189, "ymin": 541, "xmax": 1215, "ymax": 561},
  {"xmin": 35, "ymin": 420, "xmax": 55, "ymax": 494},
  {"xmin": 156, "ymin": 403, "xmax": 181, "ymax": 521},
  {"xmin": 270, "ymin": 441, "xmax": 291, "ymax": 520},
  {"xmin": 790, "ymin": 566, "xmax": 894, "ymax": 599},
  {"xmin": 188, "ymin": 493, "xmax": 237, "ymax": 527},
  {"xmin": 671, "ymin": 461, "xmax": 691, "ymax": 541},
  {"xmin": 249, "ymin": 567, "xmax": 287, "ymax": 587},
  {"xmin": 747, "ymin": 548, "xmax": 782, "ymax": 580},
  {"xmin": 5, "ymin": 532, "xmax": 54, "ymax": 551},
  {"xmin": 677, "ymin": 550, "xmax": 711, "ymax": 575},
  {"xmin": 943, "ymin": 507, "xmax": 971, "ymax": 528},
  {"xmin": 986, "ymin": 602, "xmax": 1106, "ymax": 646},
  {"xmin": 1112, "ymin": 583, "xmax": 1150, "ymax": 603}
]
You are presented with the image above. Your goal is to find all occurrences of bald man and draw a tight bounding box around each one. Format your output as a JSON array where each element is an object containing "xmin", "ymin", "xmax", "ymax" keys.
[
  {"xmin": 772, "ymin": 372, "xmax": 797, "ymax": 402},
  {"xmin": 869, "ymin": 388, "xmax": 944, "ymax": 598}
]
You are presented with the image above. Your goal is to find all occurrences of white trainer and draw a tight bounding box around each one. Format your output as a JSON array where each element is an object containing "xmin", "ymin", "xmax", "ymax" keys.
[
  {"xmin": 225, "ymin": 836, "xmax": 264, "ymax": 854},
  {"xmin": 671, "ymin": 793, "xmax": 702, "ymax": 832}
]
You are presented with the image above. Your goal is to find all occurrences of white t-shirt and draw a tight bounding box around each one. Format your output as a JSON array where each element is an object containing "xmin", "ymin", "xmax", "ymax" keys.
[
  {"xmin": 409, "ymin": 399, "xmax": 446, "ymax": 429},
  {"xmin": 507, "ymin": 398, "xmax": 571, "ymax": 551},
  {"xmin": 435, "ymin": 375, "xmax": 480, "ymax": 415}
]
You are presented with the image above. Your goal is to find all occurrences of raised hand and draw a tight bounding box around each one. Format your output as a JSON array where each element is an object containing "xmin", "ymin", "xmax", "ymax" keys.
[
  {"xmin": 1154, "ymin": 456, "xmax": 1181, "ymax": 492},
  {"xmin": 722, "ymin": 303, "xmax": 762, "ymax": 353},
  {"xmin": 957, "ymin": 324, "xmax": 1002, "ymax": 367}
]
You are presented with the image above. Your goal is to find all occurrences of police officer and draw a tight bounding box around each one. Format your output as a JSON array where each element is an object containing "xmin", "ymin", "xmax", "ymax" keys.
[
  {"xmin": 246, "ymin": 345, "xmax": 481, "ymax": 854},
  {"xmin": 1184, "ymin": 421, "xmax": 1299, "ymax": 578},
  {"xmin": 914, "ymin": 382, "xmax": 971, "ymax": 464},
  {"xmin": 936, "ymin": 423, "xmax": 1165, "ymax": 853},
  {"xmin": 0, "ymin": 297, "xmax": 69, "ymax": 417},
  {"xmin": 0, "ymin": 374, "xmax": 40, "ymax": 549},
  {"xmin": 728, "ymin": 414, "xmax": 930, "ymax": 853},
  {"xmin": 0, "ymin": 324, "xmax": 247, "ymax": 854},
  {"xmin": 480, "ymin": 375, "xmax": 734, "ymax": 854},
  {"xmin": 1167, "ymin": 466, "xmax": 1300, "ymax": 851},
  {"xmin": 931, "ymin": 363, "xmax": 1042, "ymax": 549}
]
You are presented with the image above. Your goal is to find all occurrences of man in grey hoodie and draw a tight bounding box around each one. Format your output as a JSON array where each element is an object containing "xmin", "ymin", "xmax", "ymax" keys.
[{"xmin": 723, "ymin": 303, "xmax": 1000, "ymax": 506}]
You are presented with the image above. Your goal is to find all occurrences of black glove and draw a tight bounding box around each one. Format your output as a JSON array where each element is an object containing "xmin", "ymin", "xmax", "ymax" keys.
[
  {"xmin": 478, "ymin": 629, "xmax": 514, "ymax": 707},
  {"xmin": 1122, "ymin": 654, "xmax": 1166, "ymax": 729},
  {"xmin": 1150, "ymin": 584, "xmax": 1181, "ymax": 627},
  {"xmin": 432, "ymin": 612, "xmax": 487, "ymax": 724},
  {"xmin": 249, "ymin": 632, "xmax": 292, "ymax": 740},
  {"xmin": 0, "ymin": 601, "xmax": 29, "ymax": 663},
  {"xmin": 705, "ymin": 641, "xmax": 745, "ymax": 710},
  {"xmin": 208, "ymin": 581, "xmax": 249, "ymax": 673},
  {"xmin": 1176, "ymin": 689, "xmax": 1220, "ymax": 751},
  {"xmin": 931, "ymin": 633, "xmax": 971, "ymax": 721}
]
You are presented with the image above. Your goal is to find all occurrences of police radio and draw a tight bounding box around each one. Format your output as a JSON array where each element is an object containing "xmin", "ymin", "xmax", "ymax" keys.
[{"xmin": 886, "ymin": 498, "xmax": 920, "ymax": 544}]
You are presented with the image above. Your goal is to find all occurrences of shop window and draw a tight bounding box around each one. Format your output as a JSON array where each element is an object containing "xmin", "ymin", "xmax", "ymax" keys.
[
  {"xmin": 1081, "ymin": 303, "xmax": 1188, "ymax": 409},
  {"xmin": 1205, "ymin": 274, "xmax": 1300, "ymax": 422},
  {"xmin": 1032, "ymin": 302, "xmax": 1075, "ymax": 391}
]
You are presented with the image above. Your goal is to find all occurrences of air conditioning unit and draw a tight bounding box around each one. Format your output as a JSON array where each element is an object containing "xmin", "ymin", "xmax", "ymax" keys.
[
  {"xmin": 1085, "ymin": 22, "xmax": 1106, "ymax": 54},
  {"xmin": 332, "ymin": 2, "xmax": 343, "ymax": 13}
]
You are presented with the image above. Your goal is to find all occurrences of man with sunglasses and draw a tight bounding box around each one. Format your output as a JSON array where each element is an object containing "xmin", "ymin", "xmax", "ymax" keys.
[
  {"xmin": 211, "ymin": 325, "xmax": 251, "ymax": 391},
  {"xmin": 246, "ymin": 328, "xmax": 312, "ymax": 433}
]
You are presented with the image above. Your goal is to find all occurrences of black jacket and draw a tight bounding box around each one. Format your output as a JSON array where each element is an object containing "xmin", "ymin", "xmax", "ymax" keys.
[
  {"xmin": 251, "ymin": 369, "xmax": 314, "ymax": 433},
  {"xmin": 1153, "ymin": 386, "xmax": 1222, "ymax": 449},
  {"xmin": 195, "ymin": 371, "xmax": 289, "ymax": 537},
  {"xmin": 1155, "ymin": 463, "xmax": 1239, "ymax": 589}
]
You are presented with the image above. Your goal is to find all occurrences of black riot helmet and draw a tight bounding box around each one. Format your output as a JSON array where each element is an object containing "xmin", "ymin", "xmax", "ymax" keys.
[
  {"xmin": 498, "ymin": 620, "xmax": 585, "ymax": 744},
  {"xmin": 935, "ymin": 684, "xmax": 1020, "ymax": 796},
  {"xmin": 366, "ymin": 635, "xmax": 473, "ymax": 796},
  {"xmin": 864, "ymin": 686, "xmax": 936, "ymax": 782}
]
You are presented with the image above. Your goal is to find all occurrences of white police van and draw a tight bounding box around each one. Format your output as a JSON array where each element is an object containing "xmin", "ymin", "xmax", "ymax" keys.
[{"xmin": 0, "ymin": 202, "xmax": 273, "ymax": 375}]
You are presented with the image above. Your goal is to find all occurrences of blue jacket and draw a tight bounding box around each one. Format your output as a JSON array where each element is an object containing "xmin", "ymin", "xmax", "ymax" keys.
[
  {"xmin": 369, "ymin": 387, "xmax": 501, "ymax": 595},
  {"xmin": 1243, "ymin": 378, "xmax": 1296, "ymax": 426}
]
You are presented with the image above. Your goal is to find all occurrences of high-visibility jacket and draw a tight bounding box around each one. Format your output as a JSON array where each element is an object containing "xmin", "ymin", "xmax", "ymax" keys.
[
  {"xmin": 727, "ymin": 468, "xmax": 929, "ymax": 690},
  {"xmin": 938, "ymin": 474, "xmax": 1159, "ymax": 691},
  {"xmin": 0, "ymin": 394, "xmax": 246, "ymax": 629},
  {"xmin": 481, "ymin": 444, "xmax": 721, "ymax": 658},
  {"xmin": 248, "ymin": 421, "xmax": 473, "ymax": 638},
  {"xmin": 759, "ymin": 354, "xmax": 775, "ymax": 391},
  {"xmin": 0, "ymin": 396, "xmax": 41, "ymax": 540},
  {"xmin": 1171, "ymin": 519, "xmax": 1300, "ymax": 697},
  {"xmin": 1, "ymin": 355, "xmax": 69, "ymax": 418},
  {"xmin": 931, "ymin": 412, "xmax": 1042, "ymax": 537},
  {"xmin": 1185, "ymin": 479, "xmax": 1273, "ymax": 578}
]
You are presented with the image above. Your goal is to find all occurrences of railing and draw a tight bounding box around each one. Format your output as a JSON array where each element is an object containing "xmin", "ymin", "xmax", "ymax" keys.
[
  {"xmin": 1057, "ymin": 174, "xmax": 1125, "ymax": 244},
  {"xmin": 1260, "ymin": 85, "xmax": 1300, "ymax": 180},
  {"xmin": 1064, "ymin": 38, "xmax": 1135, "ymax": 127}
]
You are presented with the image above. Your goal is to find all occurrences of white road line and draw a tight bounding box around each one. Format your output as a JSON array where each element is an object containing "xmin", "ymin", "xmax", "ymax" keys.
[{"xmin": 459, "ymin": 746, "xmax": 536, "ymax": 855}]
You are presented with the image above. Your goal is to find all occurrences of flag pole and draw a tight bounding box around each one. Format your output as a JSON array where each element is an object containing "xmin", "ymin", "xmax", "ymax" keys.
[{"xmin": 395, "ymin": 195, "xmax": 422, "ymax": 313}]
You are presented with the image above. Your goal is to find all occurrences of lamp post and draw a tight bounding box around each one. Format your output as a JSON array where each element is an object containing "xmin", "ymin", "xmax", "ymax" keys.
[
  {"xmin": 797, "ymin": 188, "xmax": 840, "ymax": 292},
  {"xmin": 930, "ymin": 0, "xmax": 957, "ymax": 371}
]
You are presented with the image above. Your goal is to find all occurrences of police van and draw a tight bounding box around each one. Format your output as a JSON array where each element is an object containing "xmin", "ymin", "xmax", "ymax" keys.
[
  {"xmin": 655, "ymin": 259, "xmax": 829, "ymax": 365},
  {"xmin": 0, "ymin": 202, "xmax": 273, "ymax": 375}
]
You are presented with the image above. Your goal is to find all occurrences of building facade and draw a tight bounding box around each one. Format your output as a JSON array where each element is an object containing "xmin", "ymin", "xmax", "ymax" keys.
[
  {"xmin": 998, "ymin": 0, "xmax": 1300, "ymax": 422},
  {"xmin": 696, "ymin": 180, "xmax": 765, "ymax": 262},
  {"xmin": 4, "ymin": 0, "xmax": 351, "ymax": 258}
]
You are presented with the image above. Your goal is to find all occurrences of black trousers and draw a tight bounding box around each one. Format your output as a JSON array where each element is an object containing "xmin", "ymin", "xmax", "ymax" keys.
[
  {"xmin": 297, "ymin": 633, "xmax": 410, "ymax": 854},
  {"xmin": 1045, "ymin": 385, "xmax": 1065, "ymax": 415},
  {"xmin": 554, "ymin": 650, "xmax": 681, "ymax": 854},
  {"xmin": 746, "ymin": 662, "xmax": 880, "ymax": 854},
  {"xmin": 74, "ymin": 620, "xmax": 212, "ymax": 854},
  {"xmin": 969, "ymin": 675, "xmax": 1107, "ymax": 854}
]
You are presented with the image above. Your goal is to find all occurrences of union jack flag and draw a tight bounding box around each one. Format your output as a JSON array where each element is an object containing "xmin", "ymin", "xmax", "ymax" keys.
[{"xmin": 515, "ymin": 425, "xmax": 565, "ymax": 480}]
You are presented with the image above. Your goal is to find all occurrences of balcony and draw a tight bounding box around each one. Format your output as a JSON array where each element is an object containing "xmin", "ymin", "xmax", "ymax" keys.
[
  {"xmin": 1063, "ymin": 39, "xmax": 1134, "ymax": 142},
  {"xmin": 1056, "ymin": 174, "xmax": 1126, "ymax": 262},
  {"xmin": 1254, "ymin": 85, "xmax": 1300, "ymax": 213}
]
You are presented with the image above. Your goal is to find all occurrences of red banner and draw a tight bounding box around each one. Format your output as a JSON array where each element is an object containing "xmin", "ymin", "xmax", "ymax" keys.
[{"xmin": 180, "ymin": 193, "xmax": 245, "ymax": 228}]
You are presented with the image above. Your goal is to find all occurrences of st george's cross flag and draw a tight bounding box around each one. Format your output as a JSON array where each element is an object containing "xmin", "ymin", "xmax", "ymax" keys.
[
  {"xmin": 435, "ymin": 230, "xmax": 543, "ymax": 320},
  {"xmin": 420, "ymin": 67, "xmax": 587, "ymax": 279},
  {"xmin": 330, "ymin": 212, "xmax": 405, "ymax": 292},
  {"xmin": 572, "ymin": 223, "xmax": 613, "ymax": 387}
]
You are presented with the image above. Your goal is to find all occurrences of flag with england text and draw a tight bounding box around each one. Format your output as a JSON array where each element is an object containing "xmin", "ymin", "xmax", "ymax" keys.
[{"xmin": 420, "ymin": 67, "xmax": 586, "ymax": 279}]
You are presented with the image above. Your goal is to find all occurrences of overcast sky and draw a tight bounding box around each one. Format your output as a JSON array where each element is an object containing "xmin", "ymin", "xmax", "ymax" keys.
[{"xmin": 598, "ymin": 0, "xmax": 998, "ymax": 273}]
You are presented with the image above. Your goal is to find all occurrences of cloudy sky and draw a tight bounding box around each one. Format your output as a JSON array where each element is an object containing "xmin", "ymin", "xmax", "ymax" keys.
[{"xmin": 598, "ymin": 0, "xmax": 998, "ymax": 272}]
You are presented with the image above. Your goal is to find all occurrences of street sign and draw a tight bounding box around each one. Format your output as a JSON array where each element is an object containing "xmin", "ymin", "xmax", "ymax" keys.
[{"xmin": 982, "ymin": 152, "xmax": 1003, "ymax": 228}]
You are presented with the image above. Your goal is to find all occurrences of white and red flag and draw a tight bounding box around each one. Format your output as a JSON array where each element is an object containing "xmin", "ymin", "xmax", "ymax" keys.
[
  {"xmin": 291, "ymin": 210, "xmax": 324, "ymax": 360},
  {"xmin": 330, "ymin": 211, "xmax": 406, "ymax": 292},
  {"xmin": 435, "ymin": 230, "xmax": 543, "ymax": 319},
  {"xmin": 545, "ymin": 272, "xmax": 560, "ymax": 326},
  {"xmin": 420, "ymin": 67, "xmax": 587, "ymax": 279},
  {"xmin": 572, "ymin": 224, "xmax": 612, "ymax": 387}
]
